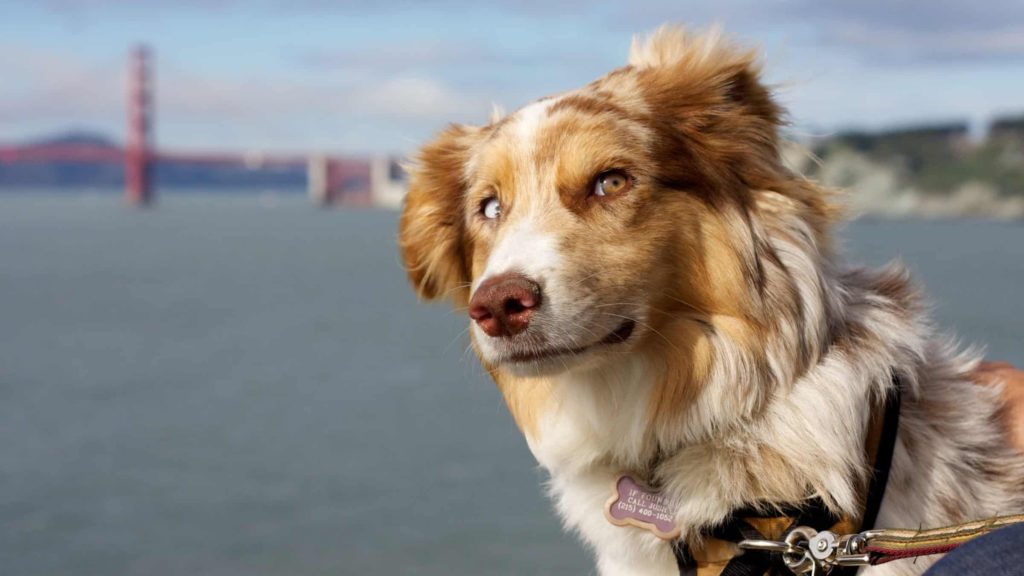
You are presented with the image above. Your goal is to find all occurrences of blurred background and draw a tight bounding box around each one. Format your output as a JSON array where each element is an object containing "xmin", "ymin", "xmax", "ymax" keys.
[{"xmin": 2, "ymin": 1, "xmax": 1023, "ymax": 575}]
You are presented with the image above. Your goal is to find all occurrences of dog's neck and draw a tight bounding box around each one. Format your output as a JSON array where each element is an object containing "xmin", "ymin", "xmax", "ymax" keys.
[{"xmin": 494, "ymin": 263, "xmax": 925, "ymax": 537}]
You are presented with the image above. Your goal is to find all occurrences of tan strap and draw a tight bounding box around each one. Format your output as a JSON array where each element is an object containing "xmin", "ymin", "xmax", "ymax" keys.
[{"xmin": 865, "ymin": 514, "xmax": 1024, "ymax": 564}]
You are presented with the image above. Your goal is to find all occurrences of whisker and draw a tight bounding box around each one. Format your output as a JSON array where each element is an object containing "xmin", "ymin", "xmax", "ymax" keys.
[
  {"xmin": 437, "ymin": 281, "xmax": 473, "ymax": 299},
  {"xmin": 461, "ymin": 341, "xmax": 477, "ymax": 364},
  {"xmin": 553, "ymin": 316, "xmax": 601, "ymax": 345},
  {"xmin": 657, "ymin": 290, "xmax": 709, "ymax": 315},
  {"xmin": 567, "ymin": 270, "xmax": 604, "ymax": 289},
  {"xmin": 443, "ymin": 325, "xmax": 472, "ymax": 354}
]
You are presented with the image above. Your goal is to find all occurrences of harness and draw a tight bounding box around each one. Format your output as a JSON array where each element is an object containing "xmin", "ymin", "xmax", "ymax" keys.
[
  {"xmin": 668, "ymin": 378, "xmax": 902, "ymax": 576},
  {"xmin": 604, "ymin": 374, "xmax": 1024, "ymax": 574}
]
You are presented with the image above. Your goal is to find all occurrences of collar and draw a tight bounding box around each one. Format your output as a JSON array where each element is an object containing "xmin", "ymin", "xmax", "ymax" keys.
[{"xmin": 672, "ymin": 373, "xmax": 903, "ymax": 576}]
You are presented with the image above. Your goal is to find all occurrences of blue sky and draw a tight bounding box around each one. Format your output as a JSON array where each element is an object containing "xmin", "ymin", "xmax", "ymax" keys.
[{"xmin": 2, "ymin": 0, "xmax": 1024, "ymax": 154}]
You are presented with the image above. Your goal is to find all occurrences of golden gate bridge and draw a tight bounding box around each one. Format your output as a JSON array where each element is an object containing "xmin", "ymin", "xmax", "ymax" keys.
[{"xmin": 0, "ymin": 46, "xmax": 405, "ymax": 208}]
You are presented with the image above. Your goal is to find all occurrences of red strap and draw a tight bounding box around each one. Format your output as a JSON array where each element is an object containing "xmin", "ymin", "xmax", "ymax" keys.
[{"xmin": 866, "ymin": 542, "xmax": 962, "ymax": 565}]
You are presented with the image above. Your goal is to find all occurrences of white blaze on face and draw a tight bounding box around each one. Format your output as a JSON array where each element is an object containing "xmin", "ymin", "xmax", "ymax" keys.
[
  {"xmin": 472, "ymin": 97, "xmax": 564, "ymax": 295},
  {"xmin": 471, "ymin": 98, "xmax": 568, "ymax": 349},
  {"xmin": 475, "ymin": 220, "xmax": 562, "ymax": 292}
]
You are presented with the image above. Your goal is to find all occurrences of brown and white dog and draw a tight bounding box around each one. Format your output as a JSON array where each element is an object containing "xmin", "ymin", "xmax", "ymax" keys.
[{"xmin": 398, "ymin": 26, "xmax": 1024, "ymax": 575}]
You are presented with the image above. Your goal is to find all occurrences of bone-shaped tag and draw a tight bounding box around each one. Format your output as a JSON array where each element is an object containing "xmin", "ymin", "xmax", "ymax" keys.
[{"xmin": 604, "ymin": 475, "xmax": 680, "ymax": 541}]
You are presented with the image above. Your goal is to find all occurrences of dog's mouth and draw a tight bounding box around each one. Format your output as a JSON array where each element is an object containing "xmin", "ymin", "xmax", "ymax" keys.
[{"xmin": 506, "ymin": 319, "xmax": 636, "ymax": 364}]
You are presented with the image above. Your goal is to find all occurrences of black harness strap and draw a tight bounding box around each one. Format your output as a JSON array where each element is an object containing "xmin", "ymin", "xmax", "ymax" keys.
[
  {"xmin": 673, "ymin": 541, "xmax": 698, "ymax": 576},
  {"xmin": 861, "ymin": 376, "xmax": 903, "ymax": 533},
  {"xmin": 716, "ymin": 520, "xmax": 785, "ymax": 576},
  {"xmin": 673, "ymin": 499, "xmax": 844, "ymax": 575}
]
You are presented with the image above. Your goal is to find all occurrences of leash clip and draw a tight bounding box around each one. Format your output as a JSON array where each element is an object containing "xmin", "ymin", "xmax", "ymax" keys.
[
  {"xmin": 738, "ymin": 526, "xmax": 820, "ymax": 574},
  {"xmin": 739, "ymin": 527, "xmax": 874, "ymax": 575},
  {"xmin": 809, "ymin": 530, "xmax": 873, "ymax": 569},
  {"xmin": 830, "ymin": 532, "xmax": 873, "ymax": 567}
]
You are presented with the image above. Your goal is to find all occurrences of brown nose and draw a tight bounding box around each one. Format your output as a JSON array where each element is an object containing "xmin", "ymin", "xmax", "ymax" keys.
[{"xmin": 468, "ymin": 273, "xmax": 542, "ymax": 338}]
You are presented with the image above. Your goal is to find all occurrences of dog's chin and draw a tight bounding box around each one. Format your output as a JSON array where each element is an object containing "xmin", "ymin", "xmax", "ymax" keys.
[{"xmin": 486, "ymin": 320, "xmax": 637, "ymax": 378}]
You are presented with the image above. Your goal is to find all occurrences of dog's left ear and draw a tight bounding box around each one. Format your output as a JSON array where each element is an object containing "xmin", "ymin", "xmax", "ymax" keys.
[{"xmin": 399, "ymin": 123, "xmax": 482, "ymax": 304}]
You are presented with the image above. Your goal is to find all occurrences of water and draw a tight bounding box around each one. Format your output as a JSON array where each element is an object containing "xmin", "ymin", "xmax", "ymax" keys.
[{"xmin": 1, "ymin": 195, "xmax": 1023, "ymax": 576}]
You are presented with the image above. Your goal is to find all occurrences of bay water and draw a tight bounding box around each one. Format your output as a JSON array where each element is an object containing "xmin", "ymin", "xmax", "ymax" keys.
[{"xmin": 2, "ymin": 194, "xmax": 1022, "ymax": 575}]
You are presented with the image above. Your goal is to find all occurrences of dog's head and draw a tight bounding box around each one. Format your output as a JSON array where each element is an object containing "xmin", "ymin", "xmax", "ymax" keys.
[{"xmin": 400, "ymin": 27, "xmax": 835, "ymax": 390}]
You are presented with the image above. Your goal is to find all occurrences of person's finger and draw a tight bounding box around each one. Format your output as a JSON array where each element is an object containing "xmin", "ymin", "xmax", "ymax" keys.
[
  {"xmin": 970, "ymin": 361, "xmax": 1024, "ymax": 453},
  {"xmin": 975, "ymin": 361, "xmax": 1017, "ymax": 378}
]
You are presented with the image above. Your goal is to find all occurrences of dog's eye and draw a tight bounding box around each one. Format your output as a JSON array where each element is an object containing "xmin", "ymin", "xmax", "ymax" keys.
[
  {"xmin": 481, "ymin": 197, "xmax": 502, "ymax": 220},
  {"xmin": 593, "ymin": 170, "xmax": 632, "ymax": 197}
]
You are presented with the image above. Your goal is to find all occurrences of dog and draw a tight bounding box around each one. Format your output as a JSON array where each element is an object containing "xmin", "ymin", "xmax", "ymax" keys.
[{"xmin": 398, "ymin": 25, "xmax": 1024, "ymax": 575}]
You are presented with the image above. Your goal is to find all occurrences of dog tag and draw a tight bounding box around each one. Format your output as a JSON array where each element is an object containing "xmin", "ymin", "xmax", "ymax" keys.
[{"xmin": 604, "ymin": 475, "xmax": 681, "ymax": 540}]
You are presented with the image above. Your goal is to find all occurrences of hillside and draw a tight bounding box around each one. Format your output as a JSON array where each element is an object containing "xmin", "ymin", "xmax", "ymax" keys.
[{"xmin": 789, "ymin": 115, "xmax": 1024, "ymax": 219}]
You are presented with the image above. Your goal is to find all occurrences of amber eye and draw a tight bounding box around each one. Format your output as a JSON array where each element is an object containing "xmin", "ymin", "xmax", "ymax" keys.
[{"xmin": 593, "ymin": 170, "xmax": 632, "ymax": 197}]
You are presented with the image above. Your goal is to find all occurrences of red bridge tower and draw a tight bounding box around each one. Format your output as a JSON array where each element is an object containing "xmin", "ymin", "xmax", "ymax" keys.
[{"xmin": 125, "ymin": 45, "xmax": 154, "ymax": 206}]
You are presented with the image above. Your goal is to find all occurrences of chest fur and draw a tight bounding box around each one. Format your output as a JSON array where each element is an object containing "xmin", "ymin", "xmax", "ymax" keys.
[{"xmin": 498, "ymin": 357, "xmax": 662, "ymax": 475}]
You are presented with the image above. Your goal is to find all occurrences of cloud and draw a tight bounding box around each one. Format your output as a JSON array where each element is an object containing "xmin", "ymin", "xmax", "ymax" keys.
[
  {"xmin": 0, "ymin": 40, "xmax": 489, "ymax": 152},
  {"xmin": 348, "ymin": 75, "xmax": 484, "ymax": 119},
  {"xmin": 789, "ymin": 0, "xmax": 1024, "ymax": 63},
  {"xmin": 37, "ymin": 0, "xmax": 239, "ymax": 14},
  {"xmin": 826, "ymin": 24, "xmax": 1024, "ymax": 63},
  {"xmin": 291, "ymin": 38, "xmax": 601, "ymax": 76},
  {"xmin": 8, "ymin": 0, "xmax": 1024, "ymax": 152},
  {"xmin": 287, "ymin": 38, "xmax": 611, "ymax": 125},
  {"xmin": 293, "ymin": 40, "xmax": 494, "ymax": 74},
  {"xmin": 795, "ymin": 0, "xmax": 1024, "ymax": 34},
  {"xmin": 0, "ymin": 43, "xmax": 123, "ymax": 123},
  {"xmin": 593, "ymin": 0, "xmax": 1024, "ymax": 63},
  {"xmin": 32, "ymin": 0, "xmax": 1024, "ymax": 64},
  {"xmin": 156, "ymin": 69, "xmax": 487, "ymax": 126}
]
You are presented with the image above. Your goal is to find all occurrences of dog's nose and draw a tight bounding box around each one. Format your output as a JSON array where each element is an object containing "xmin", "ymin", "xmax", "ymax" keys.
[{"xmin": 468, "ymin": 273, "xmax": 542, "ymax": 338}]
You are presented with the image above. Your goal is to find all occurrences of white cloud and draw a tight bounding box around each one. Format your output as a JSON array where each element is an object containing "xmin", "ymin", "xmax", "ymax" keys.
[
  {"xmin": 349, "ymin": 75, "xmax": 485, "ymax": 119},
  {"xmin": 5, "ymin": 1, "xmax": 1024, "ymax": 152},
  {"xmin": 0, "ymin": 40, "xmax": 488, "ymax": 152},
  {"xmin": 830, "ymin": 24, "xmax": 1024, "ymax": 63},
  {"xmin": 0, "ymin": 43, "xmax": 124, "ymax": 123}
]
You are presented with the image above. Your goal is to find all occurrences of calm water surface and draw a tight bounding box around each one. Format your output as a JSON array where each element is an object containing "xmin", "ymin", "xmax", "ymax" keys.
[{"xmin": 2, "ymin": 195, "xmax": 1023, "ymax": 576}]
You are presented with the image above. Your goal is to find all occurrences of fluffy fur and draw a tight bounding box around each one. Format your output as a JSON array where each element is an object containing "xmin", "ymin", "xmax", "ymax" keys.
[{"xmin": 398, "ymin": 25, "xmax": 1024, "ymax": 575}]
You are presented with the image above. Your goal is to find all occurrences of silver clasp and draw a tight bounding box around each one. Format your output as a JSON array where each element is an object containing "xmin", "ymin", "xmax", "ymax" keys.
[{"xmin": 738, "ymin": 527, "xmax": 875, "ymax": 575}]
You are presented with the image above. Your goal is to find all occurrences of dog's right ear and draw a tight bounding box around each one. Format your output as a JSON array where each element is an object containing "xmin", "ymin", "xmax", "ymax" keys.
[{"xmin": 399, "ymin": 124, "xmax": 481, "ymax": 304}]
